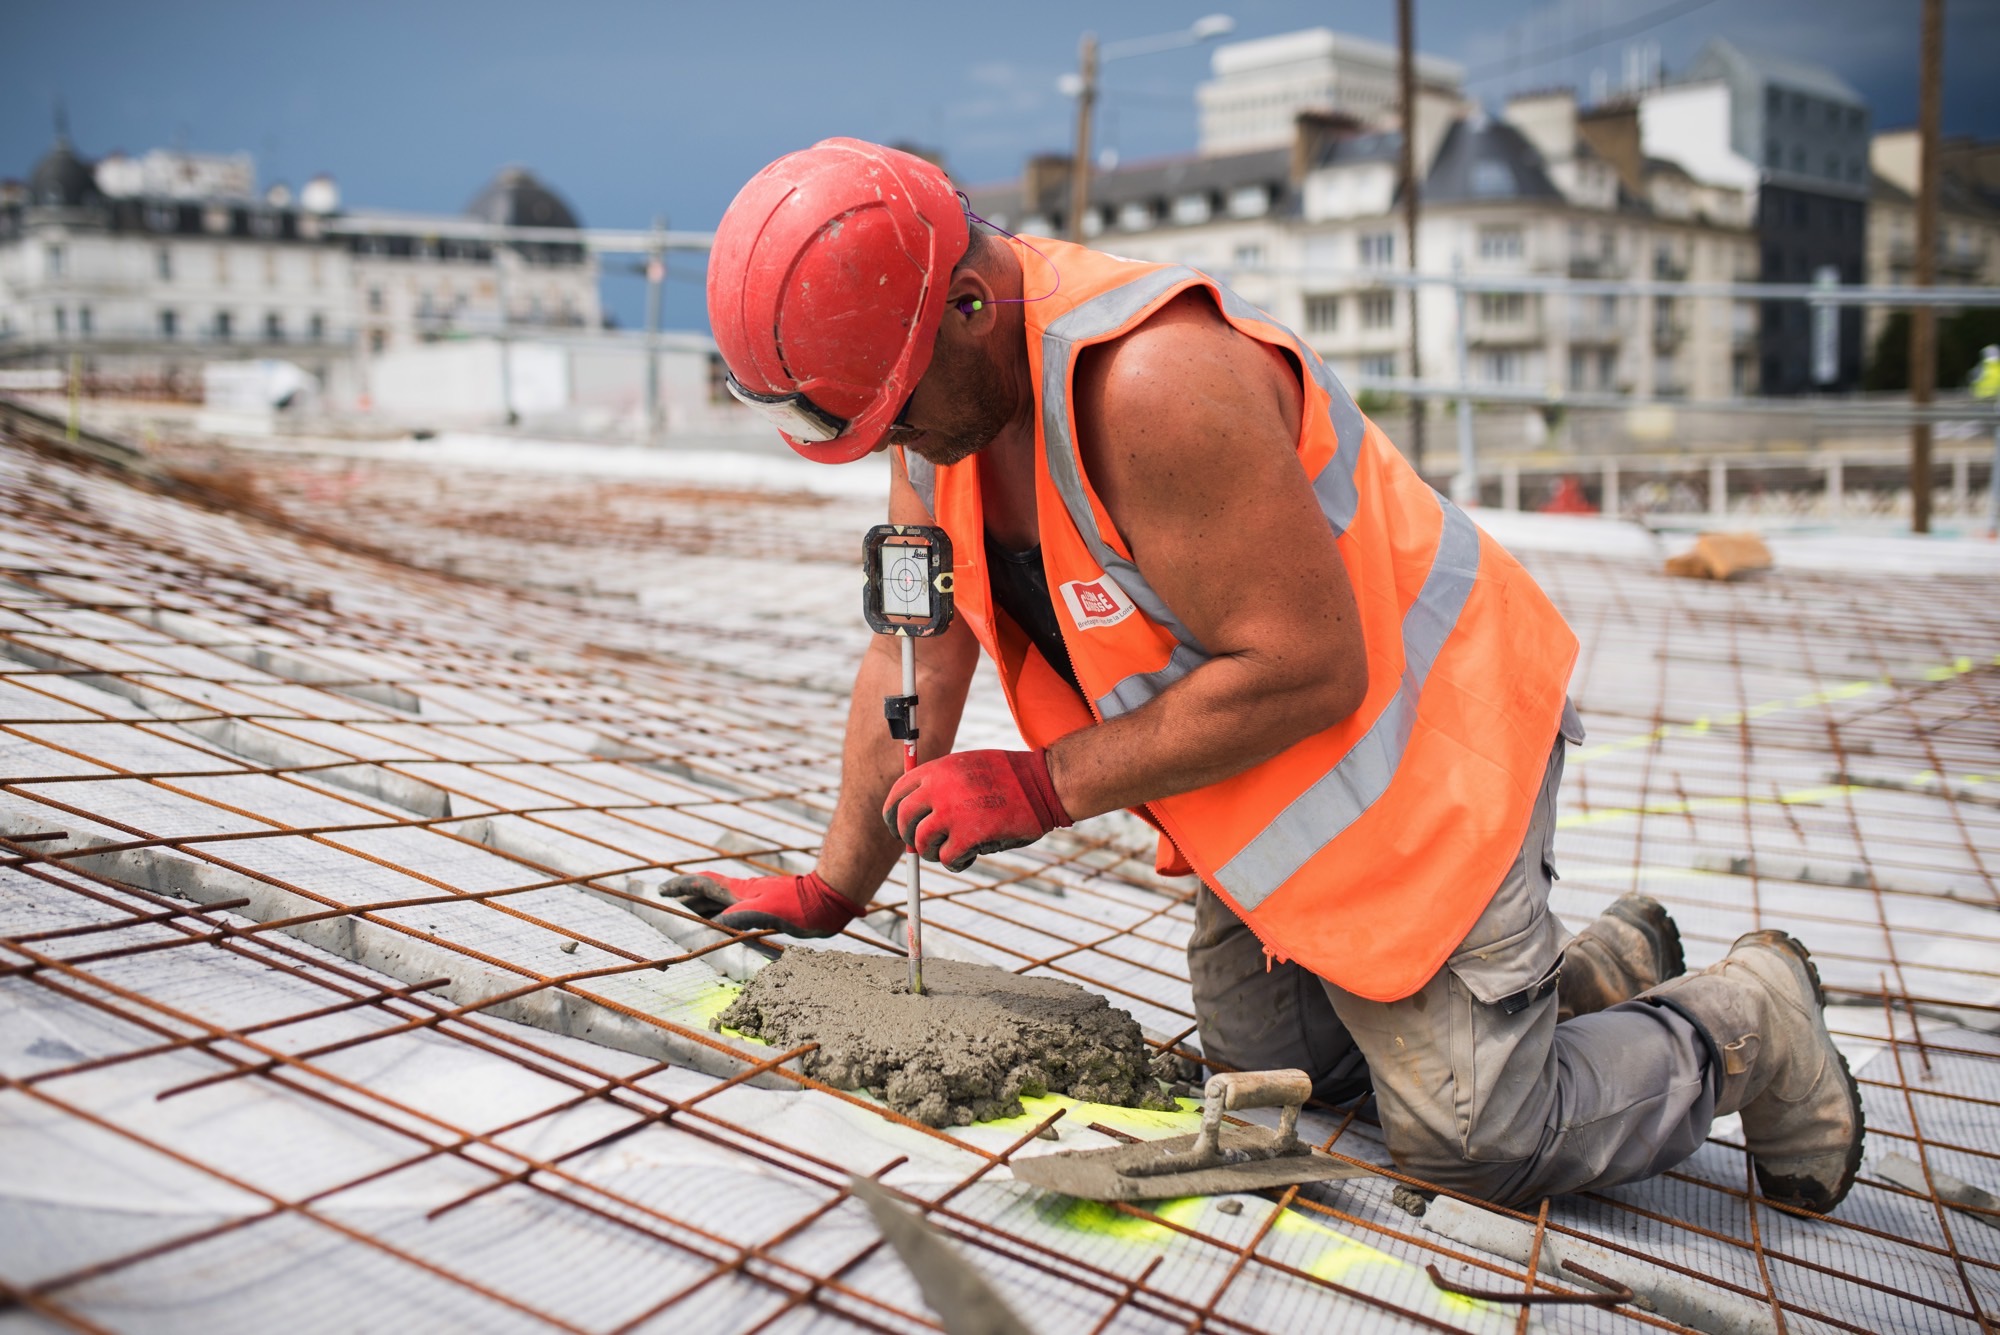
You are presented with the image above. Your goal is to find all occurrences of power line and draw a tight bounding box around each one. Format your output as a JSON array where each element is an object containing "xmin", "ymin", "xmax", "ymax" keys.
[{"xmin": 1462, "ymin": 0, "xmax": 1723, "ymax": 84}]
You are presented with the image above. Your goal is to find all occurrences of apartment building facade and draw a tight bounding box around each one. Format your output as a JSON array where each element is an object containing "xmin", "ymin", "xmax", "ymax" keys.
[
  {"xmin": 0, "ymin": 132, "xmax": 599, "ymax": 395},
  {"xmin": 963, "ymin": 88, "xmax": 1756, "ymax": 404}
]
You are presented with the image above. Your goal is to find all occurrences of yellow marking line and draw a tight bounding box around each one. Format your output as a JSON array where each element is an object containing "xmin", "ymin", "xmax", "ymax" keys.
[
  {"xmin": 1571, "ymin": 652, "xmax": 2000, "ymax": 767},
  {"xmin": 1558, "ymin": 771, "xmax": 2000, "ymax": 829}
]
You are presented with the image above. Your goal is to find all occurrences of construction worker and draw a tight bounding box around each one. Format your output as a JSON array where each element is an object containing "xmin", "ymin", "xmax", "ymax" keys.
[
  {"xmin": 676, "ymin": 139, "xmax": 1864, "ymax": 1212},
  {"xmin": 1973, "ymin": 344, "xmax": 2000, "ymax": 401}
]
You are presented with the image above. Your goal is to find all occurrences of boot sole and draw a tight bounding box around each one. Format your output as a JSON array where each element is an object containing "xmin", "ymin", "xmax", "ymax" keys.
[
  {"xmin": 1734, "ymin": 931, "xmax": 1867, "ymax": 1213},
  {"xmin": 1609, "ymin": 893, "xmax": 1685, "ymax": 982}
]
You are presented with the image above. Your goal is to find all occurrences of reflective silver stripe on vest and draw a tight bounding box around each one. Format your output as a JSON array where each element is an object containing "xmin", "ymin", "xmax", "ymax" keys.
[
  {"xmin": 1211, "ymin": 494, "xmax": 1482, "ymax": 911},
  {"xmin": 1041, "ymin": 265, "xmax": 1207, "ymax": 652},
  {"xmin": 1039, "ymin": 266, "xmax": 1370, "ymax": 721},
  {"xmin": 1207, "ymin": 283, "xmax": 1366, "ymax": 537},
  {"xmin": 904, "ymin": 451, "xmax": 938, "ymax": 516},
  {"xmin": 1096, "ymin": 643, "xmax": 1207, "ymax": 718}
]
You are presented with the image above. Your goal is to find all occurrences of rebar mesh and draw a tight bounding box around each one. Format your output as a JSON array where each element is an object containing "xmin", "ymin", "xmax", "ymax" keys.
[{"xmin": 2, "ymin": 422, "xmax": 1997, "ymax": 1332}]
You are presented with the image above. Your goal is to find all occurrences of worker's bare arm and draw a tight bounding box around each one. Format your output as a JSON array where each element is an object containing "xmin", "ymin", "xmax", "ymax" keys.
[
  {"xmin": 816, "ymin": 453, "xmax": 982, "ymax": 899},
  {"xmin": 1046, "ymin": 290, "xmax": 1367, "ymax": 820}
]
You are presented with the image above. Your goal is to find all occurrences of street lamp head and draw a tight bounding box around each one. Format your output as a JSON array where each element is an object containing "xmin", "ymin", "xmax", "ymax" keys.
[{"xmin": 1190, "ymin": 14, "xmax": 1235, "ymax": 41}]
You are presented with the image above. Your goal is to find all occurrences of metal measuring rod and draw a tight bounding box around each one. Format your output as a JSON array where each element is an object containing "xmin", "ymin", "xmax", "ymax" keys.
[{"xmin": 861, "ymin": 524, "xmax": 956, "ymax": 994}]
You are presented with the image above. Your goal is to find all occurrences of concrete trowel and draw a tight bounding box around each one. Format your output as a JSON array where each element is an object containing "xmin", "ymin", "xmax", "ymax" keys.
[{"xmin": 1011, "ymin": 1069, "xmax": 1368, "ymax": 1202}]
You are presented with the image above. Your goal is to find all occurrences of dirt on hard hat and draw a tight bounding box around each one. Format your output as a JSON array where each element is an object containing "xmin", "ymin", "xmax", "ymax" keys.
[{"xmin": 714, "ymin": 949, "xmax": 1177, "ymax": 1126}]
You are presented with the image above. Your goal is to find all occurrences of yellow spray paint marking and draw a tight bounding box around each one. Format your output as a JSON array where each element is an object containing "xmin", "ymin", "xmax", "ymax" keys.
[
  {"xmin": 1558, "ymin": 766, "xmax": 2000, "ymax": 831},
  {"xmin": 687, "ymin": 979, "xmax": 746, "ymax": 1027},
  {"xmin": 985, "ymin": 1092, "xmax": 1202, "ymax": 1138},
  {"xmin": 1558, "ymin": 783, "xmax": 1858, "ymax": 829},
  {"xmin": 1570, "ymin": 652, "xmax": 2000, "ymax": 768},
  {"xmin": 1034, "ymin": 1192, "xmax": 1495, "ymax": 1322}
]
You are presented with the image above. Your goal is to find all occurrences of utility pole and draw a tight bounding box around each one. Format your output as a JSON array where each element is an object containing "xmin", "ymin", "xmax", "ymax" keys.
[
  {"xmin": 1068, "ymin": 32, "xmax": 1099, "ymax": 243},
  {"xmin": 494, "ymin": 244, "xmax": 518, "ymax": 428},
  {"xmin": 1908, "ymin": 0, "xmax": 1944, "ymax": 533},
  {"xmin": 644, "ymin": 216, "xmax": 665, "ymax": 445},
  {"xmin": 1398, "ymin": 0, "xmax": 1426, "ymax": 477}
]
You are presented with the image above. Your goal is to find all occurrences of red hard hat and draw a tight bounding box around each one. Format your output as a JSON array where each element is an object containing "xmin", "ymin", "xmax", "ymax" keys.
[{"xmin": 707, "ymin": 138, "xmax": 969, "ymax": 463}]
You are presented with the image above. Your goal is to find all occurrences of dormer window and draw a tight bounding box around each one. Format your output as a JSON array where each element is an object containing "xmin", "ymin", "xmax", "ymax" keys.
[
  {"xmin": 1171, "ymin": 193, "xmax": 1213, "ymax": 226},
  {"xmin": 1117, "ymin": 201, "xmax": 1154, "ymax": 232},
  {"xmin": 1227, "ymin": 185, "xmax": 1270, "ymax": 219}
]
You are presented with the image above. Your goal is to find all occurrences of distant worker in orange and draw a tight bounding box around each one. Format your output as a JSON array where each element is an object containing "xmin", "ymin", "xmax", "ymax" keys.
[{"xmin": 675, "ymin": 139, "xmax": 1864, "ymax": 1212}]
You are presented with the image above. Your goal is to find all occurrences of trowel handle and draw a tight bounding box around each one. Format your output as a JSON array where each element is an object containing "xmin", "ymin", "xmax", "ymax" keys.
[
  {"xmin": 1203, "ymin": 1069, "xmax": 1312, "ymax": 1111},
  {"xmin": 1199, "ymin": 1069, "xmax": 1311, "ymax": 1156}
]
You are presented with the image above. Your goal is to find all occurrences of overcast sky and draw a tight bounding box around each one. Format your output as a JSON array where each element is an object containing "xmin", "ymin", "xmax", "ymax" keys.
[{"xmin": 10, "ymin": 0, "xmax": 1999, "ymax": 328}]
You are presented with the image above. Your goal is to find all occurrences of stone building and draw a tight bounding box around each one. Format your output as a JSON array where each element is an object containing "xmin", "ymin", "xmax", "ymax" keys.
[
  {"xmin": 0, "ymin": 129, "xmax": 599, "ymax": 397},
  {"xmin": 963, "ymin": 85, "xmax": 1757, "ymax": 403},
  {"xmin": 1864, "ymin": 130, "xmax": 2000, "ymax": 356}
]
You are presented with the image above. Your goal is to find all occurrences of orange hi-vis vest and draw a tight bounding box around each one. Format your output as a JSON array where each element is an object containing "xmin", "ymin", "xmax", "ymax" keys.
[{"xmin": 905, "ymin": 242, "xmax": 1579, "ymax": 1001}]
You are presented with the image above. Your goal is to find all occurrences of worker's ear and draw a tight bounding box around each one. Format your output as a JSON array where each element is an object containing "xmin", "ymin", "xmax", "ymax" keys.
[{"xmin": 945, "ymin": 270, "xmax": 997, "ymax": 333}]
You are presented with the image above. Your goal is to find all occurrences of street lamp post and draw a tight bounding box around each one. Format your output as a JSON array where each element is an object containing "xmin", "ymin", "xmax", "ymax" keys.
[{"xmin": 1066, "ymin": 15, "xmax": 1234, "ymax": 244}]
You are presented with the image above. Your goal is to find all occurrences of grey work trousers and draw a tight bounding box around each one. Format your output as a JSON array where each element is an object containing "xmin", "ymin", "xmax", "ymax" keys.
[{"xmin": 1188, "ymin": 727, "xmax": 1718, "ymax": 1208}]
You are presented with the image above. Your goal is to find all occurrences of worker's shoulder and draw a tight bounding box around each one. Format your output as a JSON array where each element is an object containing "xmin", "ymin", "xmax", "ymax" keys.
[{"xmin": 1075, "ymin": 287, "xmax": 1266, "ymax": 412}]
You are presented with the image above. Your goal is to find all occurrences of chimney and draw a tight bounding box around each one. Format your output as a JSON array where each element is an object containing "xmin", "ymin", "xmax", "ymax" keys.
[
  {"xmin": 1503, "ymin": 89, "xmax": 1579, "ymax": 166},
  {"xmin": 1022, "ymin": 153, "xmax": 1072, "ymax": 219},
  {"xmin": 1578, "ymin": 101, "xmax": 1644, "ymax": 196},
  {"xmin": 1292, "ymin": 110, "xmax": 1357, "ymax": 186}
]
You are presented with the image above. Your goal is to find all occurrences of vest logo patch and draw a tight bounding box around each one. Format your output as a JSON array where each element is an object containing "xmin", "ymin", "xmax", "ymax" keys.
[{"xmin": 1060, "ymin": 576, "xmax": 1136, "ymax": 630}]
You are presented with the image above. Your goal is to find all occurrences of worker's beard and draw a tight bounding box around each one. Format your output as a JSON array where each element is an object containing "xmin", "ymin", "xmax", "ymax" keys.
[{"xmin": 890, "ymin": 346, "xmax": 1014, "ymax": 469}]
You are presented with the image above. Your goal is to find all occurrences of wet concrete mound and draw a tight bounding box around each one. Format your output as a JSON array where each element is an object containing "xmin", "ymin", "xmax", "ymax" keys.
[{"xmin": 715, "ymin": 949, "xmax": 1176, "ymax": 1127}]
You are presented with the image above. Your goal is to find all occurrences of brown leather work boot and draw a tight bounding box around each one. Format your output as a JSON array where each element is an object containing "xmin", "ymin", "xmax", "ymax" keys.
[
  {"xmin": 1557, "ymin": 893, "xmax": 1685, "ymax": 1021},
  {"xmin": 1652, "ymin": 930, "xmax": 1865, "ymax": 1213}
]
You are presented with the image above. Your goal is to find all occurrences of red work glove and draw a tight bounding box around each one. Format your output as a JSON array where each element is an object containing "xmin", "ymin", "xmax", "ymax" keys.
[
  {"xmin": 659, "ymin": 869, "xmax": 859, "ymax": 939},
  {"xmin": 883, "ymin": 749, "xmax": 1073, "ymax": 873}
]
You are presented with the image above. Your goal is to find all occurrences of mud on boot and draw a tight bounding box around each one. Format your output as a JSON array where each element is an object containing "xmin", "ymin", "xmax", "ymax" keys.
[{"xmin": 1557, "ymin": 893, "xmax": 1686, "ymax": 1021}]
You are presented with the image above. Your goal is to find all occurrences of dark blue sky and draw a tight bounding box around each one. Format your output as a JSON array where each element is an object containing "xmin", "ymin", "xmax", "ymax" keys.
[{"xmin": 10, "ymin": 0, "xmax": 1999, "ymax": 329}]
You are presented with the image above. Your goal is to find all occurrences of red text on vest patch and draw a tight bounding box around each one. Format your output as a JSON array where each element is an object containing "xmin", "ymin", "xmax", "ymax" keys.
[{"xmin": 1060, "ymin": 576, "xmax": 1136, "ymax": 630}]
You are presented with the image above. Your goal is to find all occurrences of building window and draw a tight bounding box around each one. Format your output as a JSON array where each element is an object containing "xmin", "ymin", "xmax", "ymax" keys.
[
  {"xmin": 1825, "ymin": 153, "xmax": 1841, "ymax": 180},
  {"xmin": 1791, "ymin": 146, "xmax": 1806, "ymax": 173},
  {"xmin": 367, "ymin": 287, "xmax": 383, "ymax": 314},
  {"xmin": 1233, "ymin": 242, "xmax": 1266, "ymax": 271},
  {"xmin": 1478, "ymin": 227, "xmax": 1523, "ymax": 261},
  {"xmin": 156, "ymin": 247, "xmax": 172, "ymax": 281},
  {"xmin": 160, "ymin": 309, "xmax": 178, "ymax": 339},
  {"xmin": 1227, "ymin": 185, "xmax": 1270, "ymax": 219},
  {"xmin": 1789, "ymin": 92, "xmax": 1806, "ymax": 121},
  {"xmin": 369, "ymin": 330, "xmax": 385, "ymax": 354},
  {"xmin": 145, "ymin": 202, "xmax": 177, "ymax": 232},
  {"xmin": 308, "ymin": 313, "xmax": 325, "ymax": 343},
  {"xmin": 1766, "ymin": 139, "xmax": 1782, "ymax": 169},
  {"xmin": 77, "ymin": 306, "xmax": 91, "ymax": 337},
  {"xmin": 1116, "ymin": 201, "xmax": 1153, "ymax": 232},
  {"xmin": 1305, "ymin": 294, "xmax": 1340, "ymax": 332},
  {"xmin": 45, "ymin": 245, "xmax": 64, "ymax": 279},
  {"xmin": 264, "ymin": 312, "xmax": 283, "ymax": 342},
  {"xmin": 1359, "ymin": 232, "xmax": 1395, "ymax": 268},
  {"xmin": 1766, "ymin": 87, "xmax": 1782, "ymax": 115},
  {"xmin": 1481, "ymin": 351, "xmax": 1522, "ymax": 383},
  {"xmin": 1360, "ymin": 292, "xmax": 1395, "ymax": 328},
  {"xmin": 1569, "ymin": 350, "xmax": 1589, "ymax": 390},
  {"xmin": 1170, "ymin": 193, "xmax": 1212, "ymax": 226},
  {"xmin": 53, "ymin": 307, "xmax": 67, "ymax": 336},
  {"xmin": 1478, "ymin": 293, "xmax": 1526, "ymax": 323},
  {"xmin": 1359, "ymin": 354, "xmax": 1396, "ymax": 379},
  {"xmin": 214, "ymin": 311, "xmax": 232, "ymax": 342}
]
